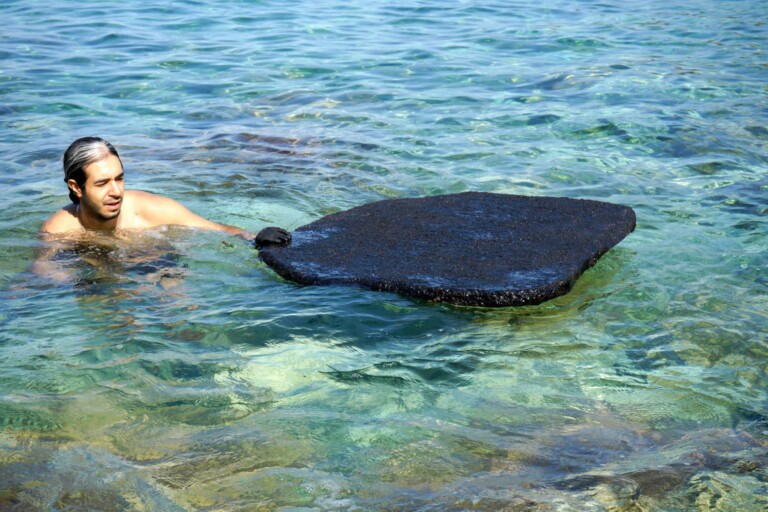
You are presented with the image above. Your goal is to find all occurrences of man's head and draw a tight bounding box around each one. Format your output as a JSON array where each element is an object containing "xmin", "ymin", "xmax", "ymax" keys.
[
  {"xmin": 63, "ymin": 137, "xmax": 123, "ymax": 205},
  {"xmin": 62, "ymin": 137, "xmax": 125, "ymax": 225}
]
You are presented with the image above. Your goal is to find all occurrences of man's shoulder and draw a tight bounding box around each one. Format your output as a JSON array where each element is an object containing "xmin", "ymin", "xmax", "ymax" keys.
[
  {"xmin": 126, "ymin": 189, "xmax": 162, "ymax": 202},
  {"xmin": 126, "ymin": 189, "xmax": 181, "ymax": 206},
  {"xmin": 126, "ymin": 190, "xmax": 189, "ymax": 226},
  {"xmin": 40, "ymin": 205, "xmax": 81, "ymax": 235},
  {"xmin": 126, "ymin": 189, "xmax": 184, "ymax": 214}
]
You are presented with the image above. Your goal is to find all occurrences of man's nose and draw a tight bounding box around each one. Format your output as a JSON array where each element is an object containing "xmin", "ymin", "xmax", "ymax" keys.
[{"xmin": 108, "ymin": 181, "xmax": 121, "ymax": 196}]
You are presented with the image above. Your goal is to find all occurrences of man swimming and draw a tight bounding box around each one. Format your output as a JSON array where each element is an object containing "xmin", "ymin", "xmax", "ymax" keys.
[{"xmin": 41, "ymin": 137, "xmax": 290, "ymax": 247}]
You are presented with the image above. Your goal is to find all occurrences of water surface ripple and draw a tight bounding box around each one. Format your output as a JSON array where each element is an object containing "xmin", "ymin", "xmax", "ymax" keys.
[{"xmin": 1, "ymin": 0, "xmax": 767, "ymax": 510}]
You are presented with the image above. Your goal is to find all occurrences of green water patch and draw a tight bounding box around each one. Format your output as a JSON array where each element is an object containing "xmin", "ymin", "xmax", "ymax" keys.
[
  {"xmin": 154, "ymin": 435, "xmax": 315, "ymax": 491},
  {"xmin": 0, "ymin": 442, "xmax": 183, "ymax": 511},
  {"xmin": 0, "ymin": 403, "xmax": 62, "ymax": 432},
  {"xmin": 123, "ymin": 390, "xmax": 276, "ymax": 427},
  {"xmin": 176, "ymin": 467, "xmax": 353, "ymax": 511}
]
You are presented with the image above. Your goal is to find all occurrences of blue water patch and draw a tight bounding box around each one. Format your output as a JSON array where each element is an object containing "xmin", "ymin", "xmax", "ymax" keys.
[{"xmin": 1, "ymin": 0, "xmax": 767, "ymax": 509}]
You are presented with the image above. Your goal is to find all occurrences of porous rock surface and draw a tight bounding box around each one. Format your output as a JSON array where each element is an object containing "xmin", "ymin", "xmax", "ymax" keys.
[{"xmin": 259, "ymin": 192, "xmax": 636, "ymax": 307}]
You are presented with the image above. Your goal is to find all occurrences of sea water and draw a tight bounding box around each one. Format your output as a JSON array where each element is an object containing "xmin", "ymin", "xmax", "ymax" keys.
[{"xmin": 0, "ymin": 0, "xmax": 766, "ymax": 510}]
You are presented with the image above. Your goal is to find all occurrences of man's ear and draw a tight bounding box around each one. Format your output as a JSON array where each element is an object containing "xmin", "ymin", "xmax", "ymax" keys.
[{"xmin": 67, "ymin": 179, "xmax": 83, "ymax": 200}]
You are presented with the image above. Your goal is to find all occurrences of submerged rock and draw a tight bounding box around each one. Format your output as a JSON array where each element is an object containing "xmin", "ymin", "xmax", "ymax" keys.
[
  {"xmin": 556, "ymin": 428, "xmax": 768, "ymax": 510},
  {"xmin": 260, "ymin": 192, "xmax": 636, "ymax": 306}
]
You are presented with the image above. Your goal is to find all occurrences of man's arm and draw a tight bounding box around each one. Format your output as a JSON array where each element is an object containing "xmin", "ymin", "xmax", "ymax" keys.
[
  {"xmin": 136, "ymin": 192, "xmax": 291, "ymax": 246},
  {"xmin": 137, "ymin": 192, "xmax": 255, "ymax": 239},
  {"xmin": 30, "ymin": 235, "xmax": 75, "ymax": 281}
]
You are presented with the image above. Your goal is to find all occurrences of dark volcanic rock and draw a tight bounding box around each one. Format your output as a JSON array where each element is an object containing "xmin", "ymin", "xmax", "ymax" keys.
[{"xmin": 259, "ymin": 192, "xmax": 636, "ymax": 307}]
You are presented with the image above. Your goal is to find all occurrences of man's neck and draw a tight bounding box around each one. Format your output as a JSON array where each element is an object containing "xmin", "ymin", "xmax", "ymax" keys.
[{"xmin": 77, "ymin": 205, "xmax": 119, "ymax": 231}]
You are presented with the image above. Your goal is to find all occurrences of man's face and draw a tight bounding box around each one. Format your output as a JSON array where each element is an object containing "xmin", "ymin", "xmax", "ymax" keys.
[{"xmin": 72, "ymin": 153, "xmax": 125, "ymax": 221}]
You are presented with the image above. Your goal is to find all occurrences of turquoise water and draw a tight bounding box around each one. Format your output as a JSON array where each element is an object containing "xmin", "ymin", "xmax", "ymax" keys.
[{"xmin": 1, "ymin": 0, "xmax": 767, "ymax": 509}]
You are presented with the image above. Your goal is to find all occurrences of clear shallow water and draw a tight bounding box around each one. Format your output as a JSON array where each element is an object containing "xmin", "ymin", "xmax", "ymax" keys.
[{"xmin": 1, "ymin": 0, "xmax": 767, "ymax": 509}]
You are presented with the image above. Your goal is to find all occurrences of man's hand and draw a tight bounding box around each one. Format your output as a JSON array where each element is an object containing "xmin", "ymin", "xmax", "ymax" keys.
[{"xmin": 255, "ymin": 227, "xmax": 292, "ymax": 248}]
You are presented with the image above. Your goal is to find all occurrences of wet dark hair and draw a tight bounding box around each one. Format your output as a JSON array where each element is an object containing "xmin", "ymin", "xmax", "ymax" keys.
[{"xmin": 62, "ymin": 137, "xmax": 122, "ymax": 204}]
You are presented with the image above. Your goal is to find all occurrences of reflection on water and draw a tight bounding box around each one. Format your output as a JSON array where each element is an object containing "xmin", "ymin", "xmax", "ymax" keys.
[
  {"xmin": 3, "ymin": 226, "xmax": 767, "ymax": 510},
  {"xmin": 44, "ymin": 230, "xmax": 189, "ymax": 290}
]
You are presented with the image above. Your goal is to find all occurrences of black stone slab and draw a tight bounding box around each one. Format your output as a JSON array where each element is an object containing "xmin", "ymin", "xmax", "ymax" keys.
[{"xmin": 259, "ymin": 192, "xmax": 636, "ymax": 307}]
